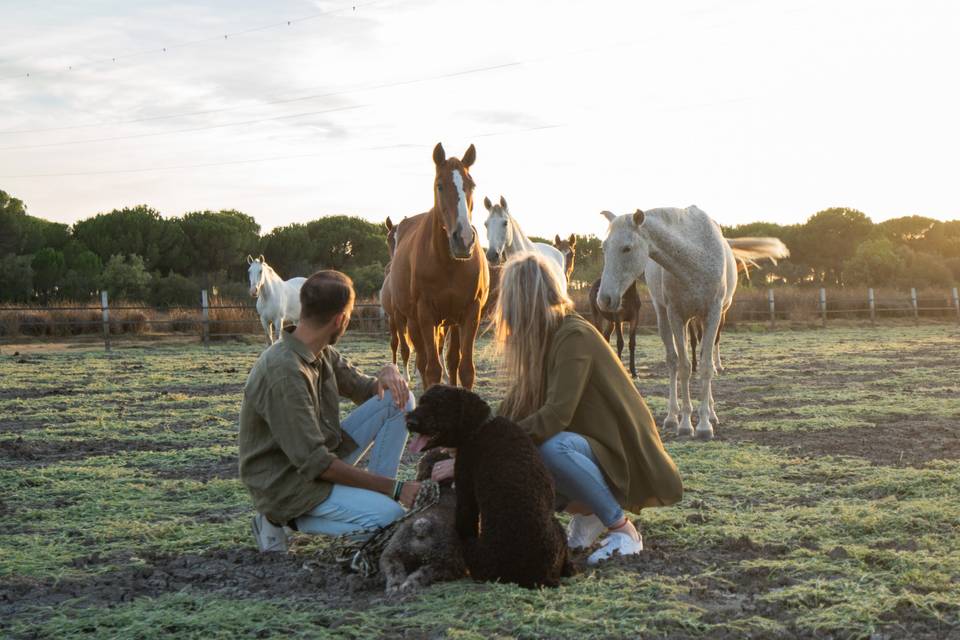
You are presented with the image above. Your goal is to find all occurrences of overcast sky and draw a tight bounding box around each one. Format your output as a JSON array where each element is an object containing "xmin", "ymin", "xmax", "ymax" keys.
[{"xmin": 1, "ymin": 0, "xmax": 958, "ymax": 243}]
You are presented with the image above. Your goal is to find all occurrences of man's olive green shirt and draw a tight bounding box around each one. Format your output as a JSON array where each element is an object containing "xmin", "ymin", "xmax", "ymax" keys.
[{"xmin": 238, "ymin": 327, "xmax": 378, "ymax": 524}]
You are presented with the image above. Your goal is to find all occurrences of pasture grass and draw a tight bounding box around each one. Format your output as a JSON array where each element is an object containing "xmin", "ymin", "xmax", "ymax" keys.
[{"xmin": 2, "ymin": 325, "xmax": 959, "ymax": 638}]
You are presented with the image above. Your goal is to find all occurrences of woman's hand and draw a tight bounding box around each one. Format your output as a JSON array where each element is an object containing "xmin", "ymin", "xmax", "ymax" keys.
[
  {"xmin": 376, "ymin": 364, "xmax": 409, "ymax": 409},
  {"xmin": 398, "ymin": 481, "xmax": 422, "ymax": 508},
  {"xmin": 431, "ymin": 458, "xmax": 455, "ymax": 482}
]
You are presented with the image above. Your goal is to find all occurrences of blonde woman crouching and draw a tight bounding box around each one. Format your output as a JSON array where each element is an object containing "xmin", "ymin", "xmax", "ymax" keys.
[{"xmin": 491, "ymin": 252, "xmax": 682, "ymax": 563}]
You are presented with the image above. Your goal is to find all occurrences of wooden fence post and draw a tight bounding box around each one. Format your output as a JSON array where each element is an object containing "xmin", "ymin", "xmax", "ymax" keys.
[
  {"xmin": 767, "ymin": 288, "xmax": 775, "ymax": 329},
  {"xmin": 952, "ymin": 287, "xmax": 959, "ymax": 325},
  {"xmin": 910, "ymin": 287, "xmax": 919, "ymax": 323},
  {"xmin": 201, "ymin": 289, "xmax": 210, "ymax": 347},
  {"xmin": 868, "ymin": 288, "xmax": 876, "ymax": 326},
  {"xmin": 100, "ymin": 290, "xmax": 111, "ymax": 351},
  {"xmin": 819, "ymin": 288, "xmax": 827, "ymax": 327}
]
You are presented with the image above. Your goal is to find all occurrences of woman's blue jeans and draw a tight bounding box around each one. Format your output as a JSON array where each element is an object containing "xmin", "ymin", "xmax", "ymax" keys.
[{"xmin": 539, "ymin": 431, "xmax": 624, "ymax": 527}]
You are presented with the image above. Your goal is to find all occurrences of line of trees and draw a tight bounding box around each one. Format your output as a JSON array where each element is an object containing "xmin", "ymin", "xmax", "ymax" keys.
[{"xmin": 1, "ymin": 188, "xmax": 958, "ymax": 305}]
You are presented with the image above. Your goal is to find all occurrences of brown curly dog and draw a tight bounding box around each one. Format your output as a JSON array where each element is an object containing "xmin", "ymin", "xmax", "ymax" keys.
[{"xmin": 406, "ymin": 385, "xmax": 572, "ymax": 588}]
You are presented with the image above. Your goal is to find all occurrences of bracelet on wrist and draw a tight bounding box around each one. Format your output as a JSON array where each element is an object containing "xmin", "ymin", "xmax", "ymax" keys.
[{"xmin": 392, "ymin": 480, "xmax": 404, "ymax": 502}]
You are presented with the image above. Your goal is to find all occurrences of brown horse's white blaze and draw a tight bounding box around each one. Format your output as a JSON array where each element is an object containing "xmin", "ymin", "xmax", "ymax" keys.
[
  {"xmin": 433, "ymin": 143, "xmax": 477, "ymax": 260},
  {"xmin": 387, "ymin": 143, "xmax": 488, "ymax": 390}
]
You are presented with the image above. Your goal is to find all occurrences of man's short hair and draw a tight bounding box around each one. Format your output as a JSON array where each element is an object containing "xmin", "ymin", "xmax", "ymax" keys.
[{"xmin": 300, "ymin": 270, "xmax": 355, "ymax": 325}]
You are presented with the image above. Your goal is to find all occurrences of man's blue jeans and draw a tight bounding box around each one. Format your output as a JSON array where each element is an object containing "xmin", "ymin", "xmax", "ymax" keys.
[{"xmin": 294, "ymin": 390, "xmax": 414, "ymax": 537}]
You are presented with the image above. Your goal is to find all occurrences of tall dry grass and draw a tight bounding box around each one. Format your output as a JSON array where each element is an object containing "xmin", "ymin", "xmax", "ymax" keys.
[{"xmin": 2, "ymin": 288, "xmax": 956, "ymax": 340}]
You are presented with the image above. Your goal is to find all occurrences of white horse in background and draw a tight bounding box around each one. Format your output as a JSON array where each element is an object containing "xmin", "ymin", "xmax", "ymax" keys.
[
  {"xmin": 247, "ymin": 254, "xmax": 306, "ymax": 344},
  {"xmin": 597, "ymin": 206, "xmax": 788, "ymax": 440},
  {"xmin": 483, "ymin": 196, "xmax": 568, "ymax": 292}
]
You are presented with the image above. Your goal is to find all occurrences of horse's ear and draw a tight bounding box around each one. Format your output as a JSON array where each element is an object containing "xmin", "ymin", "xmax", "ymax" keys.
[
  {"xmin": 461, "ymin": 144, "xmax": 476, "ymax": 168},
  {"xmin": 433, "ymin": 143, "xmax": 446, "ymax": 167},
  {"xmin": 568, "ymin": 234, "xmax": 577, "ymax": 247},
  {"xmin": 385, "ymin": 216, "xmax": 393, "ymax": 230},
  {"xmin": 246, "ymin": 254, "xmax": 253, "ymax": 264},
  {"xmin": 483, "ymin": 196, "xmax": 492, "ymax": 211},
  {"xmin": 633, "ymin": 209, "xmax": 645, "ymax": 226},
  {"xmin": 554, "ymin": 234, "xmax": 562, "ymax": 246},
  {"xmin": 600, "ymin": 210, "xmax": 616, "ymax": 222},
  {"xmin": 499, "ymin": 195, "xmax": 508, "ymax": 210},
  {"xmin": 258, "ymin": 254, "xmax": 265, "ymax": 262}
]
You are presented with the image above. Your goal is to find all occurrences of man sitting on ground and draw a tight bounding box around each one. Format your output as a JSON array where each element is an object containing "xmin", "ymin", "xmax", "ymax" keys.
[{"xmin": 239, "ymin": 270, "xmax": 420, "ymax": 552}]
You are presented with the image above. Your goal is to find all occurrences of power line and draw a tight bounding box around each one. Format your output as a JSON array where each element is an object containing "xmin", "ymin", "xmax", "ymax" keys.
[
  {"xmin": 0, "ymin": 124, "xmax": 564, "ymax": 179},
  {"xmin": 0, "ymin": 105, "xmax": 366, "ymax": 151},
  {"xmin": 0, "ymin": 0, "xmax": 387, "ymax": 82},
  {"xmin": 0, "ymin": 61, "xmax": 522, "ymax": 136}
]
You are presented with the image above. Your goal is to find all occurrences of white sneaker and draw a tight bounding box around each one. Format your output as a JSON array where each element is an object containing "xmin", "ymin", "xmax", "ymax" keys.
[
  {"xmin": 587, "ymin": 531, "xmax": 643, "ymax": 565},
  {"xmin": 252, "ymin": 513, "xmax": 288, "ymax": 553},
  {"xmin": 567, "ymin": 514, "xmax": 606, "ymax": 550}
]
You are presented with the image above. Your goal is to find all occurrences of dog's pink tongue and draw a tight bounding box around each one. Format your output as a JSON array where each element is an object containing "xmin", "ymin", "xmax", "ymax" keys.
[{"xmin": 408, "ymin": 434, "xmax": 431, "ymax": 453}]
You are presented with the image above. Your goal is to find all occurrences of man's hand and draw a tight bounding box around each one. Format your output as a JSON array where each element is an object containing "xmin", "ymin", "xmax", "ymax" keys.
[
  {"xmin": 376, "ymin": 364, "xmax": 409, "ymax": 410},
  {"xmin": 398, "ymin": 480, "xmax": 422, "ymax": 508},
  {"xmin": 431, "ymin": 458, "xmax": 455, "ymax": 483}
]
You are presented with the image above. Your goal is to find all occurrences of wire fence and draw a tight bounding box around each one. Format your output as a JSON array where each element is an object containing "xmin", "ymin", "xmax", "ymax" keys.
[{"xmin": 1, "ymin": 286, "xmax": 958, "ymax": 350}]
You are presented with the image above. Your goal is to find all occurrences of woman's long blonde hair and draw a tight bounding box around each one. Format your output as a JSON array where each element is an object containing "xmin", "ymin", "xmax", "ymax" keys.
[{"xmin": 492, "ymin": 252, "xmax": 575, "ymax": 421}]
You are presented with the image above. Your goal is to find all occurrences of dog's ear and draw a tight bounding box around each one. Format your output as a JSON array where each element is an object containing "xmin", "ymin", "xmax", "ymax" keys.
[{"xmin": 461, "ymin": 389, "xmax": 492, "ymax": 427}]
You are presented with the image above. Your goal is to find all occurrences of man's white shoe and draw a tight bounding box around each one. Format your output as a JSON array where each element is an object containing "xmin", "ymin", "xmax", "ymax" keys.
[
  {"xmin": 252, "ymin": 513, "xmax": 288, "ymax": 553},
  {"xmin": 587, "ymin": 531, "xmax": 643, "ymax": 565},
  {"xmin": 567, "ymin": 514, "xmax": 606, "ymax": 550}
]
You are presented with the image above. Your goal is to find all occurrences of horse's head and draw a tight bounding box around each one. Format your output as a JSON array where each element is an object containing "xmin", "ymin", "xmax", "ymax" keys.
[
  {"xmin": 482, "ymin": 195, "xmax": 512, "ymax": 263},
  {"xmin": 597, "ymin": 210, "xmax": 650, "ymax": 312},
  {"xmin": 247, "ymin": 254, "xmax": 267, "ymax": 298},
  {"xmin": 433, "ymin": 142, "xmax": 477, "ymax": 260},
  {"xmin": 385, "ymin": 216, "xmax": 397, "ymax": 258},
  {"xmin": 554, "ymin": 233, "xmax": 577, "ymax": 279}
]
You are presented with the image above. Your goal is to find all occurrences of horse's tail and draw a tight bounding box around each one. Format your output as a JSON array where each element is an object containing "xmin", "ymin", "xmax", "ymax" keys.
[{"xmin": 726, "ymin": 237, "xmax": 790, "ymax": 268}]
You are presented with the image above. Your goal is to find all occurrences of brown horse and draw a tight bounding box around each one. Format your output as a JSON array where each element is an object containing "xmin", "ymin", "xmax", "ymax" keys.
[
  {"xmin": 388, "ymin": 143, "xmax": 488, "ymax": 389},
  {"xmin": 589, "ymin": 277, "xmax": 640, "ymax": 377},
  {"xmin": 381, "ymin": 216, "xmax": 413, "ymax": 378},
  {"xmin": 553, "ymin": 234, "xmax": 577, "ymax": 281}
]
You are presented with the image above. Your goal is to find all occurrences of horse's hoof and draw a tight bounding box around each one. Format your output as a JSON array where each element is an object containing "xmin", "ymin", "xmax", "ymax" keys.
[
  {"xmin": 677, "ymin": 423, "xmax": 694, "ymax": 438},
  {"xmin": 694, "ymin": 427, "xmax": 715, "ymax": 441},
  {"xmin": 664, "ymin": 416, "xmax": 679, "ymax": 432}
]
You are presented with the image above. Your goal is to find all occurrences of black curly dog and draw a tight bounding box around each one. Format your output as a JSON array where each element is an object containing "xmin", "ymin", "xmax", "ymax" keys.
[{"xmin": 406, "ymin": 385, "xmax": 572, "ymax": 588}]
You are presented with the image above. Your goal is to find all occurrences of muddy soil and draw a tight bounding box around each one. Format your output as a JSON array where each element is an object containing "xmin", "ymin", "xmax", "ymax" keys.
[{"xmin": 717, "ymin": 419, "xmax": 960, "ymax": 467}]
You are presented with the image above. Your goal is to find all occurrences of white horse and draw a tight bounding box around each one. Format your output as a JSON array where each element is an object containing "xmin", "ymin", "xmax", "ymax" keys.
[
  {"xmin": 247, "ymin": 254, "xmax": 306, "ymax": 344},
  {"xmin": 483, "ymin": 196, "xmax": 568, "ymax": 292},
  {"xmin": 597, "ymin": 206, "xmax": 788, "ymax": 440}
]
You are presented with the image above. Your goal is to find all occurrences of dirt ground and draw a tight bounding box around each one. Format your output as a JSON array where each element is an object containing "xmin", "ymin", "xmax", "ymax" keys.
[{"xmin": 2, "ymin": 327, "xmax": 959, "ymax": 639}]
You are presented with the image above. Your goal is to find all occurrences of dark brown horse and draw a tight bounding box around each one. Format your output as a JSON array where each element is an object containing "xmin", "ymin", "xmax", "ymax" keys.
[
  {"xmin": 553, "ymin": 234, "xmax": 577, "ymax": 281},
  {"xmin": 388, "ymin": 143, "xmax": 488, "ymax": 389},
  {"xmin": 589, "ymin": 277, "xmax": 640, "ymax": 377}
]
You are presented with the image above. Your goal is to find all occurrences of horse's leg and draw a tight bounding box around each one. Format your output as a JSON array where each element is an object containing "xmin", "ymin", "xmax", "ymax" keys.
[
  {"xmin": 667, "ymin": 308, "xmax": 694, "ymax": 437},
  {"xmin": 696, "ymin": 307, "xmax": 723, "ymax": 440},
  {"xmin": 654, "ymin": 303, "xmax": 681, "ymax": 434},
  {"xmin": 388, "ymin": 315, "xmax": 400, "ymax": 365},
  {"xmin": 261, "ymin": 316, "xmax": 273, "ymax": 345},
  {"xmin": 456, "ymin": 303, "xmax": 482, "ymax": 390},
  {"xmin": 415, "ymin": 305, "xmax": 443, "ymax": 389},
  {"xmin": 615, "ymin": 319, "xmax": 625, "ymax": 363},
  {"xmin": 713, "ymin": 313, "xmax": 726, "ymax": 373},
  {"xmin": 445, "ymin": 326, "xmax": 461, "ymax": 387},
  {"xmin": 600, "ymin": 319, "xmax": 613, "ymax": 344},
  {"xmin": 397, "ymin": 317, "xmax": 412, "ymax": 380},
  {"xmin": 628, "ymin": 317, "xmax": 637, "ymax": 378}
]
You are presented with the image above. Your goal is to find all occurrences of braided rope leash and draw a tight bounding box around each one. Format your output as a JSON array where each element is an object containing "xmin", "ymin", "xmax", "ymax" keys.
[{"xmin": 321, "ymin": 480, "xmax": 441, "ymax": 578}]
